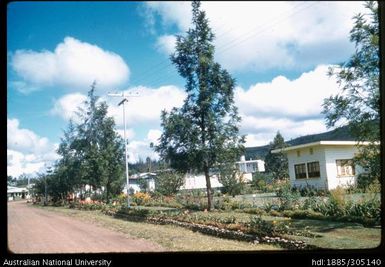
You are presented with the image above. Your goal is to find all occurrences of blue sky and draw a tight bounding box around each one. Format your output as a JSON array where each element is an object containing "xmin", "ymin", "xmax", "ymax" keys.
[{"xmin": 7, "ymin": 1, "xmax": 368, "ymax": 177}]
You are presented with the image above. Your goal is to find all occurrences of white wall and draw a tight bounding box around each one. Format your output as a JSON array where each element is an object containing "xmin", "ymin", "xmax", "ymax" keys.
[
  {"xmin": 324, "ymin": 146, "xmax": 359, "ymax": 190},
  {"xmin": 126, "ymin": 178, "xmax": 156, "ymax": 194},
  {"xmin": 257, "ymin": 160, "xmax": 265, "ymax": 172},
  {"xmin": 287, "ymin": 146, "xmax": 328, "ymax": 190},
  {"xmin": 180, "ymin": 174, "xmax": 223, "ymax": 190}
]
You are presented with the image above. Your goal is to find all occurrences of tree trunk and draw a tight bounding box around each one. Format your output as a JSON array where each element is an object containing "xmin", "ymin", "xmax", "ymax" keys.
[
  {"xmin": 106, "ymin": 183, "xmax": 110, "ymax": 204},
  {"xmin": 204, "ymin": 165, "xmax": 213, "ymax": 211}
]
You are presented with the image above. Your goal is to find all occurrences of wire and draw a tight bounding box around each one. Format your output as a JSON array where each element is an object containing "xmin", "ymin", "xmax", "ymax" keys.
[{"xmin": 130, "ymin": 1, "xmax": 319, "ymax": 88}]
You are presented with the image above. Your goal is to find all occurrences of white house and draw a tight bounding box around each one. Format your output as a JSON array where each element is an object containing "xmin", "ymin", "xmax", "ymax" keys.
[
  {"xmin": 7, "ymin": 186, "xmax": 29, "ymax": 201},
  {"xmin": 125, "ymin": 155, "xmax": 265, "ymax": 193},
  {"xmin": 125, "ymin": 172, "xmax": 156, "ymax": 193},
  {"xmin": 236, "ymin": 156, "xmax": 265, "ymax": 182},
  {"xmin": 180, "ymin": 156, "xmax": 265, "ymax": 190},
  {"xmin": 180, "ymin": 173, "xmax": 223, "ymax": 190},
  {"xmin": 271, "ymin": 141, "xmax": 371, "ymax": 190}
]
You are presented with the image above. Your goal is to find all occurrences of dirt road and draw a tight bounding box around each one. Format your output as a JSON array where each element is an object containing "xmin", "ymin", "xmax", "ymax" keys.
[{"xmin": 7, "ymin": 201, "xmax": 165, "ymax": 253}]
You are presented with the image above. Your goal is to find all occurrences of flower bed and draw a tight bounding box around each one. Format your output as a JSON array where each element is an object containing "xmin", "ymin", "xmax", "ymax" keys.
[{"xmin": 102, "ymin": 206, "xmax": 317, "ymax": 250}]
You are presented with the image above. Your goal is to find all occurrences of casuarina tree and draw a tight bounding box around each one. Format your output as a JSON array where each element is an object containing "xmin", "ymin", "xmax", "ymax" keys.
[{"xmin": 155, "ymin": 1, "xmax": 245, "ymax": 210}]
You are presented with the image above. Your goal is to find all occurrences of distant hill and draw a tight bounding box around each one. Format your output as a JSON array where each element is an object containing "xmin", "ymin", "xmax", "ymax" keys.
[{"xmin": 245, "ymin": 125, "xmax": 355, "ymax": 160}]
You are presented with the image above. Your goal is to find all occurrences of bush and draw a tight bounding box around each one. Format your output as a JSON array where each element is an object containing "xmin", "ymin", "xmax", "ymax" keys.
[
  {"xmin": 176, "ymin": 192, "xmax": 208, "ymax": 211},
  {"xmin": 131, "ymin": 192, "xmax": 151, "ymax": 206},
  {"xmin": 251, "ymin": 172, "xmax": 273, "ymax": 192},
  {"xmin": 276, "ymin": 183, "xmax": 301, "ymax": 211},
  {"xmin": 240, "ymin": 184, "xmax": 255, "ymax": 195},
  {"xmin": 218, "ymin": 168, "xmax": 245, "ymax": 197},
  {"xmin": 146, "ymin": 195, "xmax": 184, "ymax": 209},
  {"xmin": 155, "ymin": 171, "xmax": 185, "ymax": 196},
  {"xmin": 295, "ymin": 186, "xmax": 328, "ymax": 197},
  {"xmin": 247, "ymin": 215, "xmax": 290, "ymax": 236},
  {"xmin": 347, "ymin": 198, "xmax": 380, "ymax": 220},
  {"xmin": 282, "ymin": 209, "xmax": 324, "ymax": 220}
]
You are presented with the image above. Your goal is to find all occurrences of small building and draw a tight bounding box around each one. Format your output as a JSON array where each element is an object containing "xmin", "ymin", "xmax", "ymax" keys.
[
  {"xmin": 125, "ymin": 172, "xmax": 156, "ymax": 194},
  {"xmin": 180, "ymin": 155, "xmax": 264, "ymax": 190},
  {"xmin": 7, "ymin": 186, "xmax": 29, "ymax": 201},
  {"xmin": 180, "ymin": 173, "xmax": 223, "ymax": 190},
  {"xmin": 271, "ymin": 141, "xmax": 370, "ymax": 190},
  {"xmin": 236, "ymin": 156, "xmax": 265, "ymax": 182}
]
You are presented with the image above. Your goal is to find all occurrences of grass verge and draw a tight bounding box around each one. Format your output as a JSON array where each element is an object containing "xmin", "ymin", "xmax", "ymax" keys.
[{"xmin": 31, "ymin": 204, "xmax": 280, "ymax": 251}]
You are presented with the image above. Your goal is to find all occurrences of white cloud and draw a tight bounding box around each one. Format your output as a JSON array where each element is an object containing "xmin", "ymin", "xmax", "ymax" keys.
[
  {"xmin": 10, "ymin": 36, "xmax": 130, "ymax": 93},
  {"xmin": 155, "ymin": 35, "xmax": 177, "ymax": 55},
  {"xmin": 127, "ymin": 140, "xmax": 159, "ymax": 164},
  {"xmin": 50, "ymin": 93, "xmax": 87, "ymax": 122},
  {"xmin": 147, "ymin": 129, "xmax": 162, "ymax": 145},
  {"xmin": 116, "ymin": 128, "xmax": 136, "ymax": 141},
  {"xmin": 235, "ymin": 65, "xmax": 338, "ymax": 118},
  {"xmin": 144, "ymin": 1, "xmax": 367, "ymax": 72},
  {"xmin": 106, "ymin": 85, "xmax": 186, "ymax": 127},
  {"xmin": 143, "ymin": 2, "xmax": 192, "ymax": 32},
  {"xmin": 7, "ymin": 118, "xmax": 59, "ymax": 177},
  {"xmin": 7, "ymin": 150, "xmax": 47, "ymax": 178},
  {"xmin": 235, "ymin": 65, "xmax": 339, "ymax": 147}
]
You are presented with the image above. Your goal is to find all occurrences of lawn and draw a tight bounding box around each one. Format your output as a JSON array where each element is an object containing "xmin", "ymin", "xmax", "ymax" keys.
[{"xmin": 284, "ymin": 218, "xmax": 381, "ymax": 249}]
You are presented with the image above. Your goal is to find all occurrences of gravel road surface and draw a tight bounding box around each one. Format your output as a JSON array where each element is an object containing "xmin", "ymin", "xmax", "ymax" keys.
[{"xmin": 7, "ymin": 201, "xmax": 164, "ymax": 253}]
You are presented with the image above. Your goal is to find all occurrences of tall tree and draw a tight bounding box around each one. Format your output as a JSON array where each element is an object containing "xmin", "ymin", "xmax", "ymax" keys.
[
  {"xmin": 322, "ymin": 1, "xmax": 379, "ymax": 188},
  {"xmin": 76, "ymin": 83, "xmax": 125, "ymax": 203},
  {"xmin": 264, "ymin": 131, "xmax": 289, "ymax": 180},
  {"xmin": 55, "ymin": 120, "xmax": 81, "ymax": 199},
  {"xmin": 155, "ymin": 1, "xmax": 245, "ymax": 210}
]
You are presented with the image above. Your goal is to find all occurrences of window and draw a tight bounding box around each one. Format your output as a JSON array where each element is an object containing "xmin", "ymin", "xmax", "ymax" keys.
[
  {"xmin": 246, "ymin": 162, "xmax": 257, "ymax": 173},
  {"xmin": 307, "ymin": 161, "xmax": 320, "ymax": 178},
  {"xmin": 296, "ymin": 150, "xmax": 301, "ymax": 157},
  {"xmin": 309, "ymin": 148, "xmax": 314, "ymax": 155},
  {"xmin": 336, "ymin": 159, "xmax": 355, "ymax": 177},
  {"xmin": 294, "ymin": 164, "xmax": 307, "ymax": 179}
]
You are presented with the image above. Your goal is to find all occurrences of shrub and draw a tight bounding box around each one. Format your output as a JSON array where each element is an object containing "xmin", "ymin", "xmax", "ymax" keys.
[
  {"xmin": 301, "ymin": 196, "xmax": 318, "ymax": 210},
  {"xmin": 329, "ymin": 187, "xmax": 346, "ymax": 207},
  {"xmin": 116, "ymin": 193, "xmax": 128, "ymax": 205},
  {"xmin": 295, "ymin": 186, "xmax": 328, "ymax": 197},
  {"xmin": 248, "ymin": 216, "xmax": 273, "ymax": 235},
  {"xmin": 276, "ymin": 184, "xmax": 301, "ymax": 211},
  {"xmin": 247, "ymin": 215, "xmax": 290, "ymax": 236},
  {"xmin": 131, "ymin": 192, "xmax": 151, "ymax": 206},
  {"xmin": 251, "ymin": 172, "xmax": 273, "ymax": 192},
  {"xmin": 240, "ymin": 184, "xmax": 255, "ymax": 195},
  {"xmin": 176, "ymin": 192, "xmax": 207, "ymax": 211},
  {"xmin": 347, "ymin": 198, "xmax": 380, "ymax": 220},
  {"xmin": 282, "ymin": 209, "xmax": 324, "ymax": 220},
  {"xmin": 262, "ymin": 201, "xmax": 280, "ymax": 212},
  {"xmin": 146, "ymin": 195, "xmax": 184, "ymax": 209},
  {"xmin": 155, "ymin": 171, "xmax": 185, "ymax": 196},
  {"xmin": 218, "ymin": 165, "xmax": 245, "ymax": 197}
]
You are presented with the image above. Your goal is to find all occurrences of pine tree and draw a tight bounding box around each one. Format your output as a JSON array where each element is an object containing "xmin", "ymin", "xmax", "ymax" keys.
[
  {"xmin": 264, "ymin": 131, "xmax": 289, "ymax": 180},
  {"xmin": 155, "ymin": 1, "xmax": 245, "ymax": 210}
]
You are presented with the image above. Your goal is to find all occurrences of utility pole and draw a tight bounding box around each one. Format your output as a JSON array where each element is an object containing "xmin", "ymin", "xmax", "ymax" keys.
[
  {"xmin": 45, "ymin": 166, "xmax": 52, "ymax": 206},
  {"xmin": 108, "ymin": 91, "xmax": 139, "ymax": 208}
]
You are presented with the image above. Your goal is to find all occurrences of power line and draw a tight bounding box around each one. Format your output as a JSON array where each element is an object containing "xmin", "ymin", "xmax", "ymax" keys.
[{"xmin": 128, "ymin": 1, "xmax": 319, "ymax": 88}]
